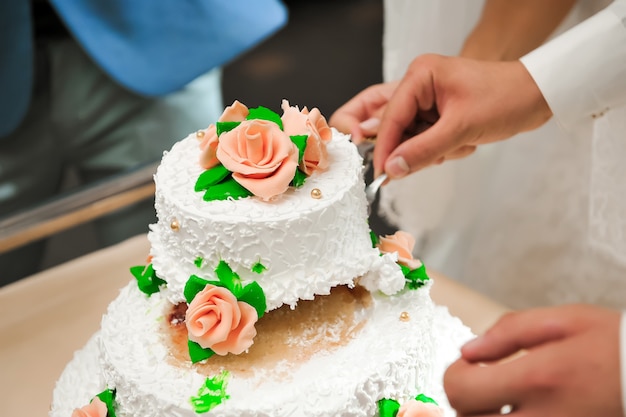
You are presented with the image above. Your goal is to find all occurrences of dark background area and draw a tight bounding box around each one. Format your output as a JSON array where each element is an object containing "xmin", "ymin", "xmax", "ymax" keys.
[
  {"xmin": 223, "ymin": 0, "xmax": 383, "ymax": 117},
  {"xmin": 41, "ymin": 0, "xmax": 389, "ymax": 271}
]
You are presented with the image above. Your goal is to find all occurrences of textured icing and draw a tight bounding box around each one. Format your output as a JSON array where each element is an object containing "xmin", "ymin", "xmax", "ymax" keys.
[
  {"xmin": 50, "ymin": 281, "xmax": 474, "ymax": 417},
  {"xmin": 49, "ymin": 116, "xmax": 475, "ymax": 417},
  {"xmin": 149, "ymin": 129, "xmax": 404, "ymax": 310}
]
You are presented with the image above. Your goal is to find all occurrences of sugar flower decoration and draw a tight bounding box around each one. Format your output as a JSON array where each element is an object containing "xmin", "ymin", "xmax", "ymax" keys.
[
  {"xmin": 186, "ymin": 284, "xmax": 258, "ymax": 355},
  {"xmin": 377, "ymin": 230, "xmax": 422, "ymax": 270},
  {"xmin": 195, "ymin": 100, "xmax": 330, "ymax": 202},
  {"xmin": 374, "ymin": 230, "xmax": 430, "ymax": 290},
  {"xmin": 184, "ymin": 260, "xmax": 267, "ymax": 362},
  {"xmin": 397, "ymin": 400, "xmax": 444, "ymax": 417},
  {"xmin": 71, "ymin": 397, "xmax": 108, "ymax": 417}
]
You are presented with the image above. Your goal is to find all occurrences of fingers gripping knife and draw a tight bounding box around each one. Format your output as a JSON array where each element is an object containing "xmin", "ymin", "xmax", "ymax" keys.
[{"xmin": 356, "ymin": 139, "xmax": 387, "ymax": 215}]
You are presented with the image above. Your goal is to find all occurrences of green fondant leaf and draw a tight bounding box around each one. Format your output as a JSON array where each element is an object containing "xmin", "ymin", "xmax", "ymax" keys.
[
  {"xmin": 190, "ymin": 371, "xmax": 231, "ymax": 413},
  {"xmin": 370, "ymin": 231, "xmax": 379, "ymax": 247},
  {"xmin": 195, "ymin": 165, "xmax": 231, "ymax": 192},
  {"xmin": 238, "ymin": 281, "xmax": 267, "ymax": 319},
  {"xmin": 251, "ymin": 261, "xmax": 267, "ymax": 274},
  {"xmin": 415, "ymin": 393, "xmax": 438, "ymax": 405},
  {"xmin": 378, "ymin": 398, "xmax": 401, "ymax": 417},
  {"xmin": 290, "ymin": 134, "xmax": 308, "ymax": 163},
  {"xmin": 130, "ymin": 264, "xmax": 167, "ymax": 296},
  {"xmin": 184, "ymin": 275, "xmax": 211, "ymax": 304},
  {"xmin": 216, "ymin": 121, "xmax": 241, "ymax": 136},
  {"xmin": 96, "ymin": 388, "xmax": 117, "ymax": 417},
  {"xmin": 203, "ymin": 177, "xmax": 253, "ymax": 201},
  {"xmin": 291, "ymin": 168, "xmax": 307, "ymax": 188},
  {"xmin": 215, "ymin": 260, "xmax": 243, "ymax": 295},
  {"xmin": 194, "ymin": 257, "xmax": 204, "ymax": 268},
  {"xmin": 246, "ymin": 106, "xmax": 283, "ymax": 130},
  {"xmin": 188, "ymin": 339, "xmax": 215, "ymax": 363},
  {"xmin": 404, "ymin": 263, "xmax": 430, "ymax": 290},
  {"xmin": 406, "ymin": 264, "xmax": 429, "ymax": 282}
]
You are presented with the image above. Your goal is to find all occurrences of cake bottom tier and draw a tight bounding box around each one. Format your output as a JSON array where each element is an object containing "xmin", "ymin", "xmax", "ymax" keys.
[{"xmin": 50, "ymin": 282, "xmax": 473, "ymax": 417}]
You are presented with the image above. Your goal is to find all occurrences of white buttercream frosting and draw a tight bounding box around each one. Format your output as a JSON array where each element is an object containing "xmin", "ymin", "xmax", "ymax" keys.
[
  {"xmin": 49, "ymin": 118, "xmax": 476, "ymax": 417},
  {"xmin": 149, "ymin": 128, "xmax": 404, "ymax": 310},
  {"xmin": 50, "ymin": 281, "xmax": 473, "ymax": 417}
]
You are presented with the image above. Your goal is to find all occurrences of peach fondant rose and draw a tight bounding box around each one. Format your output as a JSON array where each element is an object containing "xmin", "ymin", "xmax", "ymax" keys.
[
  {"xmin": 186, "ymin": 284, "xmax": 258, "ymax": 355},
  {"xmin": 198, "ymin": 101, "xmax": 250, "ymax": 169},
  {"xmin": 219, "ymin": 100, "xmax": 249, "ymax": 122},
  {"xmin": 397, "ymin": 400, "xmax": 444, "ymax": 417},
  {"xmin": 377, "ymin": 231, "xmax": 423, "ymax": 270},
  {"xmin": 71, "ymin": 397, "xmax": 108, "ymax": 417},
  {"xmin": 198, "ymin": 124, "xmax": 220, "ymax": 169},
  {"xmin": 281, "ymin": 99, "xmax": 331, "ymax": 175},
  {"xmin": 216, "ymin": 119, "xmax": 299, "ymax": 201}
]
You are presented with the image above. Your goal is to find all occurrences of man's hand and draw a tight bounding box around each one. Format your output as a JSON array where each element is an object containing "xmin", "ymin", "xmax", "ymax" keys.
[
  {"xmin": 444, "ymin": 304, "xmax": 623, "ymax": 417},
  {"xmin": 375, "ymin": 54, "xmax": 552, "ymax": 178}
]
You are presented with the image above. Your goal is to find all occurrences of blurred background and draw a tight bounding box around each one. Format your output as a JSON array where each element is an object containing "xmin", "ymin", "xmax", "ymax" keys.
[{"xmin": 37, "ymin": 0, "xmax": 387, "ymax": 272}]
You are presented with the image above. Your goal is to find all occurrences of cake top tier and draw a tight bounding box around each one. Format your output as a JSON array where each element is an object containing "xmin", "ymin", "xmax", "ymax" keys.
[{"xmin": 144, "ymin": 100, "xmax": 415, "ymax": 313}]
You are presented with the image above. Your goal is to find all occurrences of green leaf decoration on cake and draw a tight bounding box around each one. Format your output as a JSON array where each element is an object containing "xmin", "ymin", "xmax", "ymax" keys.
[
  {"xmin": 202, "ymin": 177, "xmax": 253, "ymax": 201},
  {"xmin": 290, "ymin": 134, "xmax": 308, "ymax": 163},
  {"xmin": 190, "ymin": 371, "xmax": 231, "ymax": 413},
  {"xmin": 251, "ymin": 261, "xmax": 267, "ymax": 274},
  {"xmin": 378, "ymin": 398, "xmax": 401, "ymax": 417},
  {"xmin": 290, "ymin": 168, "xmax": 307, "ymax": 188},
  {"xmin": 188, "ymin": 339, "xmax": 215, "ymax": 362},
  {"xmin": 194, "ymin": 256, "xmax": 204, "ymax": 268},
  {"xmin": 96, "ymin": 388, "xmax": 117, "ymax": 417},
  {"xmin": 414, "ymin": 393, "xmax": 438, "ymax": 405},
  {"xmin": 377, "ymin": 394, "xmax": 438, "ymax": 417},
  {"xmin": 195, "ymin": 164, "xmax": 231, "ymax": 192},
  {"xmin": 184, "ymin": 274, "xmax": 220, "ymax": 304},
  {"xmin": 214, "ymin": 259, "xmax": 244, "ymax": 294},
  {"xmin": 370, "ymin": 230, "xmax": 379, "ymax": 247},
  {"xmin": 216, "ymin": 121, "xmax": 241, "ymax": 136},
  {"xmin": 246, "ymin": 106, "xmax": 283, "ymax": 130},
  {"xmin": 130, "ymin": 264, "xmax": 167, "ymax": 296},
  {"xmin": 237, "ymin": 281, "xmax": 267, "ymax": 318},
  {"xmin": 399, "ymin": 263, "xmax": 430, "ymax": 290}
]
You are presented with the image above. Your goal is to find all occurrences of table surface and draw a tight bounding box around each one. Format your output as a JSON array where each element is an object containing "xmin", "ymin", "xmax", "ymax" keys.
[{"xmin": 0, "ymin": 234, "xmax": 509, "ymax": 417}]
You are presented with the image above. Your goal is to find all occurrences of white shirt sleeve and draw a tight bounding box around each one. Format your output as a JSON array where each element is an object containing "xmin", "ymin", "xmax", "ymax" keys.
[{"xmin": 520, "ymin": 0, "xmax": 626, "ymax": 131}]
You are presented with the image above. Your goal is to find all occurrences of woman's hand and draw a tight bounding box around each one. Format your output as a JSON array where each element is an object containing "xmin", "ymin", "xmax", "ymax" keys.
[{"xmin": 329, "ymin": 81, "xmax": 398, "ymax": 144}]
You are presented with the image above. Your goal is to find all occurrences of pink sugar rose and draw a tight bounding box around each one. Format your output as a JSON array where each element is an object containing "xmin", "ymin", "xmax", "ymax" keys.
[
  {"xmin": 280, "ymin": 99, "xmax": 331, "ymax": 175},
  {"xmin": 71, "ymin": 397, "xmax": 108, "ymax": 417},
  {"xmin": 198, "ymin": 101, "xmax": 250, "ymax": 169},
  {"xmin": 377, "ymin": 230, "xmax": 423, "ymax": 270},
  {"xmin": 186, "ymin": 284, "xmax": 258, "ymax": 356},
  {"xmin": 198, "ymin": 124, "xmax": 220, "ymax": 169},
  {"xmin": 219, "ymin": 100, "xmax": 249, "ymax": 122},
  {"xmin": 397, "ymin": 400, "xmax": 444, "ymax": 417},
  {"xmin": 216, "ymin": 118, "xmax": 299, "ymax": 201}
]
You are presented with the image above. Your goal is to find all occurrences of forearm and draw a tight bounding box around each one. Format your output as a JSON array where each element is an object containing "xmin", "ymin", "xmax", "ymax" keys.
[{"xmin": 460, "ymin": 0, "xmax": 576, "ymax": 60}]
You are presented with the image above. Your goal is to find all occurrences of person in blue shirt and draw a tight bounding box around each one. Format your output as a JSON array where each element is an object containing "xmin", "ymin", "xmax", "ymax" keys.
[{"xmin": 0, "ymin": 0, "xmax": 287, "ymax": 284}]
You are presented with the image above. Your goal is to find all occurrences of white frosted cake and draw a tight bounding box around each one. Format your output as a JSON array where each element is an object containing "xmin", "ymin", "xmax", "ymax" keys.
[{"xmin": 50, "ymin": 100, "xmax": 473, "ymax": 417}]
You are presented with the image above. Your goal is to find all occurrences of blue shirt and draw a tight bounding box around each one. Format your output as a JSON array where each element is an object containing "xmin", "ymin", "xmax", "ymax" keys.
[{"xmin": 0, "ymin": 0, "xmax": 287, "ymax": 137}]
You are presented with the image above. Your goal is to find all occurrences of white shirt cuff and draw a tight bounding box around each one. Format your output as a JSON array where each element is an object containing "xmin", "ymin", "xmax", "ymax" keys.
[{"xmin": 520, "ymin": 0, "xmax": 626, "ymax": 131}]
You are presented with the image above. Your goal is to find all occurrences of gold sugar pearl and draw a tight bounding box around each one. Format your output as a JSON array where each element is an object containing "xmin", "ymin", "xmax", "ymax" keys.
[
  {"xmin": 170, "ymin": 219, "xmax": 181, "ymax": 231},
  {"xmin": 310, "ymin": 188, "xmax": 322, "ymax": 199},
  {"xmin": 195, "ymin": 130, "xmax": 206, "ymax": 139},
  {"xmin": 399, "ymin": 311, "xmax": 410, "ymax": 322}
]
